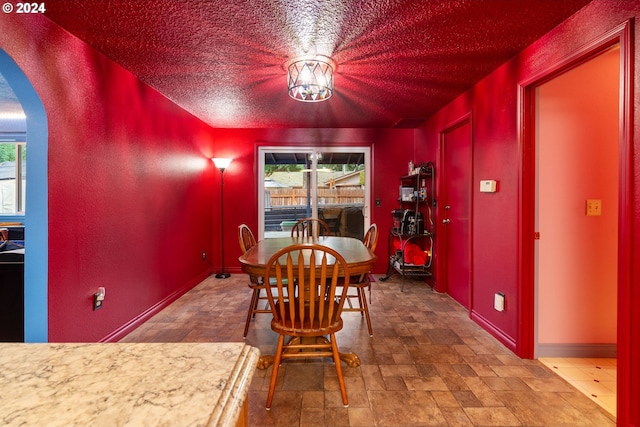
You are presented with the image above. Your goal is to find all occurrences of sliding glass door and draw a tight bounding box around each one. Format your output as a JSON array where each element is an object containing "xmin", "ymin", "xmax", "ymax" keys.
[{"xmin": 258, "ymin": 147, "xmax": 370, "ymax": 239}]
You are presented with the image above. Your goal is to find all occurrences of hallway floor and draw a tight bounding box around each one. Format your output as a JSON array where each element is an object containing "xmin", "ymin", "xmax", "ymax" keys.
[
  {"xmin": 539, "ymin": 357, "xmax": 616, "ymax": 417},
  {"xmin": 121, "ymin": 274, "xmax": 615, "ymax": 426}
]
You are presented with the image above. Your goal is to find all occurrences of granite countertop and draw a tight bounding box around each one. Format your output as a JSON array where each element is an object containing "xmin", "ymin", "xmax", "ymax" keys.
[{"xmin": 0, "ymin": 342, "xmax": 259, "ymax": 427}]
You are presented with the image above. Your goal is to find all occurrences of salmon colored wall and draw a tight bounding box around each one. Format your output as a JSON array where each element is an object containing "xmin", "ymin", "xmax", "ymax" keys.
[
  {"xmin": 0, "ymin": 14, "xmax": 217, "ymax": 342},
  {"xmin": 207, "ymin": 128, "xmax": 414, "ymax": 276},
  {"xmin": 537, "ymin": 46, "xmax": 619, "ymax": 347}
]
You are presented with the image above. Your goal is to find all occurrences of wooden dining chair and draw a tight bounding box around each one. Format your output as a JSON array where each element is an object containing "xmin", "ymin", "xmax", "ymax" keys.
[
  {"xmin": 290, "ymin": 217, "xmax": 331, "ymax": 238},
  {"xmin": 362, "ymin": 223, "xmax": 379, "ymax": 253},
  {"xmin": 237, "ymin": 224, "xmax": 271, "ymax": 339},
  {"xmin": 342, "ymin": 223, "xmax": 379, "ymax": 336},
  {"xmin": 263, "ymin": 243, "xmax": 351, "ymax": 409}
]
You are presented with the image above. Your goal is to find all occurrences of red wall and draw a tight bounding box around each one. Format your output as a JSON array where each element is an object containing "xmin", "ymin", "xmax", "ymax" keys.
[
  {"xmin": 207, "ymin": 127, "xmax": 415, "ymax": 276},
  {"xmin": 0, "ymin": 14, "xmax": 217, "ymax": 342},
  {"xmin": 0, "ymin": 12, "xmax": 416, "ymax": 340},
  {"xmin": 416, "ymin": 0, "xmax": 640, "ymax": 424}
]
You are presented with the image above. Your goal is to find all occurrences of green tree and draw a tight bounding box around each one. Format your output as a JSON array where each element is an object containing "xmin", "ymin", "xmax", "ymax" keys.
[
  {"xmin": 265, "ymin": 164, "xmax": 303, "ymax": 176},
  {"xmin": 0, "ymin": 144, "xmax": 16, "ymax": 162}
]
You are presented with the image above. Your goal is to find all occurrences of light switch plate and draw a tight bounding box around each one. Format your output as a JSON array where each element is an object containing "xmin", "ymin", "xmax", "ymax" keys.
[{"xmin": 586, "ymin": 199, "xmax": 602, "ymax": 216}]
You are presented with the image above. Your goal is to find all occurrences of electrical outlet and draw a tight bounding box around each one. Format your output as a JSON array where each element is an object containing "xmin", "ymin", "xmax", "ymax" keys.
[
  {"xmin": 93, "ymin": 294, "xmax": 103, "ymax": 310},
  {"xmin": 494, "ymin": 292, "xmax": 505, "ymax": 311},
  {"xmin": 93, "ymin": 287, "xmax": 105, "ymax": 311},
  {"xmin": 202, "ymin": 251, "xmax": 206, "ymax": 260}
]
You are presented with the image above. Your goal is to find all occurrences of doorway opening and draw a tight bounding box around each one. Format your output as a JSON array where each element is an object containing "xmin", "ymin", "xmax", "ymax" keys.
[
  {"xmin": 0, "ymin": 48, "xmax": 48, "ymax": 342},
  {"xmin": 258, "ymin": 147, "xmax": 370, "ymax": 239},
  {"xmin": 534, "ymin": 43, "xmax": 619, "ymax": 417},
  {"xmin": 520, "ymin": 22, "xmax": 632, "ymax": 422}
]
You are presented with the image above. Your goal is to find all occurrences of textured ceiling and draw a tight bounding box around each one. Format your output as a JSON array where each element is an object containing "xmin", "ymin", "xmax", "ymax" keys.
[{"xmin": 41, "ymin": 0, "xmax": 592, "ymax": 129}]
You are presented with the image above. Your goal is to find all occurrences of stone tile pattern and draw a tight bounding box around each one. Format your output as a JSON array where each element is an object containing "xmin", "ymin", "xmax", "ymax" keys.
[{"xmin": 122, "ymin": 274, "xmax": 616, "ymax": 426}]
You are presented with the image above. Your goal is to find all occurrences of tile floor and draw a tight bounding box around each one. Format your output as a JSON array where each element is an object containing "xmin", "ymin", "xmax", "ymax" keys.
[
  {"xmin": 121, "ymin": 274, "xmax": 616, "ymax": 426},
  {"xmin": 539, "ymin": 357, "xmax": 616, "ymax": 417}
]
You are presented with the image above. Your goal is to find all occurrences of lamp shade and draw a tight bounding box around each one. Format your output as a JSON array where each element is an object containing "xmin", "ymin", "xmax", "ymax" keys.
[{"xmin": 212, "ymin": 157, "xmax": 232, "ymax": 171}]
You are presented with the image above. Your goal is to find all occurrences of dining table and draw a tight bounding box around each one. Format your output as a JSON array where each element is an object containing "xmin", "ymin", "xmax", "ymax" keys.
[{"xmin": 238, "ymin": 235, "xmax": 377, "ymax": 369}]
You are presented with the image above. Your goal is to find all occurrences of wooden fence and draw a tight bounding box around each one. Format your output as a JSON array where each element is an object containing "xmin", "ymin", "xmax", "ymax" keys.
[{"xmin": 266, "ymin": 187, "xmax": 364, "ymax": 207}]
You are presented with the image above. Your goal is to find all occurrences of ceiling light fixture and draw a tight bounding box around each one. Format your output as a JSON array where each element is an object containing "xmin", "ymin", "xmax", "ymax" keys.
[{"xmin": 287, "ymin": 56, "xmax": 334, "ymax": 102}]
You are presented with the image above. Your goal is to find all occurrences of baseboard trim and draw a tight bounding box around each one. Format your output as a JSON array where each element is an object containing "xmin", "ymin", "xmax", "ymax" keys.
[
  {"xmin": 537, "ymin": 343, "xmax": 617, "ymax": 358},
  {"xmin": 470, "ymin": 309, "xmax": 517, "ymax": 355},
  {"xmin": 99, "ymin": 269, "xmax": 213, "ymax": 342}
]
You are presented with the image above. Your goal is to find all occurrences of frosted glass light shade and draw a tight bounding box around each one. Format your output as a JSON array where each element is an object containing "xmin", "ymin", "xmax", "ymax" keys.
[{"xmin": 212, "ymin": 157, "xmax": 232, "ymax": 171}]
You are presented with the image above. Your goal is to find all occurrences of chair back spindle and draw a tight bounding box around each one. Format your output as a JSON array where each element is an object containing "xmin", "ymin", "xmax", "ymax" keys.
[
  {"xmin": 362, "ymin": 223, "xmax": 379, "ymax": 252},
  {"xmin": 238, "ymin": 224, "xmax": 257, "ymax": 253},
  {"xmin": 290, "ymin": 218, "xmax": 331, "ymax": 238}
]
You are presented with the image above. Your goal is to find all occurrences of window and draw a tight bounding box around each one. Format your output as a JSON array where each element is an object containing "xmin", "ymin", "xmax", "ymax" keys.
[
  {"xmin": 1, "ymin": 71, "xmax": 28, "ymax": 215},
  {"xmin": 258, "ymin": 147, "xmax": 370, "ymax": 239},
  {"xmin": 0, "ymin": 139, "xmax": 26, "ymax": 214}
]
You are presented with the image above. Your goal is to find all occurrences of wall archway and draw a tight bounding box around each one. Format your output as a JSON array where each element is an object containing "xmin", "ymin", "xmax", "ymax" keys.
[{"xmin": 0, "ymin": 48, "xmax": 48, "ymax": 342}]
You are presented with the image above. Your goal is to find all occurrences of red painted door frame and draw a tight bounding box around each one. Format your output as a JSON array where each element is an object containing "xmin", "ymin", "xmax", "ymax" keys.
[{"xmin": 518, "ymin": 21, "xmax": 633, "ymax": 425}]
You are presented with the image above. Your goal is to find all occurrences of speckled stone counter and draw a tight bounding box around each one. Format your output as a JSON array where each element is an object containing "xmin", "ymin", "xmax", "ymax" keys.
[{"xmin": 0, "ymin": 342, "xmax": 259, "ymax": 427}]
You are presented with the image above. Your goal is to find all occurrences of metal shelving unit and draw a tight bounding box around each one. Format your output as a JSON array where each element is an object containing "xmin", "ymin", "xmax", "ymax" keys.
[{"xmin": 380, "ymin": 162, "xmax": 435, "ymax": 291}]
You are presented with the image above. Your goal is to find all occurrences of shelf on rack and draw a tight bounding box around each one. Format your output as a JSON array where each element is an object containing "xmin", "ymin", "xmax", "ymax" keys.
[{"xmin": 390, "ymin": 258, "xmax": 432, "ymax": 276}]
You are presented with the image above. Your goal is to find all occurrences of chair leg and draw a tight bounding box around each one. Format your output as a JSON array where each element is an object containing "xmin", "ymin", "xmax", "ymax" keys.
[
  {"xmin": 252, "ymin": 288, "xmax": 261, "ymax": 318},
  {"xmin": 357, "ymin": 288, "xmax": 365, "ymax": 317},
  {"xmin": 358, "ymin": 287, "xmax": 373, "ymax": 337},
  {"xmin": 266, "ymin": 334, "xmax": 285, "ymax": 410},
  {"xmin": 243, "ymin": 288, "xmax": 259, "ymax": 339},
  {"xmin": 329, "ymin": 333, "xmax": 348, "ymax": 407}
]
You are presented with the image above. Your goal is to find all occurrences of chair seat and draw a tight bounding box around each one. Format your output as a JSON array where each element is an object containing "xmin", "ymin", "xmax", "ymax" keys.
[
  {"xmin": 248, "ymin": 276, "xmax": 287, "ymax": 289},
  {"xmin": 351, "ymin": 274, "xmax": 374, "ymax": 288},
  {"xmin": 335, "ymin": 274, "xmax": 371, "ymax": 286},
  {"xmin": 272, "ymin": 299, "xmax": 343, "ymax": 336}
]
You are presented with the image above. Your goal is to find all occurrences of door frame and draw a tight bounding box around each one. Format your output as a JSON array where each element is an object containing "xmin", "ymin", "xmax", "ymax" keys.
[{"xmin": 518, "ymin": 21, "xmax": 632, "ymax": 422}]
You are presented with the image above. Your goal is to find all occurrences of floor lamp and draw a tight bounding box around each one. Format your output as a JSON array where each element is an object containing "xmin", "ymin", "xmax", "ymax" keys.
[{"xmin": 213, "ymin": 157, "xmax": 232, "ymax": 279}]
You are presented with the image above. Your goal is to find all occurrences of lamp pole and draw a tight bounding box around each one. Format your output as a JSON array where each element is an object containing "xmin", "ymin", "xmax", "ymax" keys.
[{"xmin": 213, "ymin": 158, "xmax": 232, "ymax": 279}]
